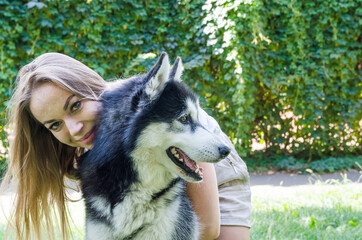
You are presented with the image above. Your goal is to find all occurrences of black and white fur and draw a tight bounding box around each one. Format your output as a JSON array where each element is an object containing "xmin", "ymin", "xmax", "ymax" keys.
[{"xmin": 78, "ymin": 53, "xmax": 231, "ymax": 240}]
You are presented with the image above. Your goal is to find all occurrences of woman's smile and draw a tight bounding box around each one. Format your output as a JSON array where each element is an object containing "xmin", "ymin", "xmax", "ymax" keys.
[{"xmin": 78, "ymin": 124, "xmax": 98, "ymax": 145}]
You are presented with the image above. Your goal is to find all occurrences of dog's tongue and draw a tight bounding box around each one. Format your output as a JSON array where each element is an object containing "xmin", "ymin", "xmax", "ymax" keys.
[
  {"xmin": 176, "ymin": 149, "xmax": 203, "ymax": 175},
  {"xmin": 178, "ymin": 150, "xmax": 197, "ymax": 170}
]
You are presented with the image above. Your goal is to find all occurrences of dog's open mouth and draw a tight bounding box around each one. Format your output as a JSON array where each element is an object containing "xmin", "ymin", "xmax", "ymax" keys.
[{"xmin": 166, "ymin": 146, "xmax": 203, "ymax": 181}]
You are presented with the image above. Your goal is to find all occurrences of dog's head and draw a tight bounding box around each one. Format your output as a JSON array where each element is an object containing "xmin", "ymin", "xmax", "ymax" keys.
[{"xmin": 128, "ymin": 53, "xmax": 231, "ymax": 183}]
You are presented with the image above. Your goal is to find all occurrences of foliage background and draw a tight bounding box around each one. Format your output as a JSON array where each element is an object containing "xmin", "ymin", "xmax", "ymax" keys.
[{"xmin": 0, "ymin": 0, "xmax": 361, "ymax": 174}]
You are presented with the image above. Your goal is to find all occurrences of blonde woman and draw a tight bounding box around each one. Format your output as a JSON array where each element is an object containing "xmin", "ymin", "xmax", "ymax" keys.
[{"xmin": 1, "ymin": 53, "xmax": 250, "ymax": 240}]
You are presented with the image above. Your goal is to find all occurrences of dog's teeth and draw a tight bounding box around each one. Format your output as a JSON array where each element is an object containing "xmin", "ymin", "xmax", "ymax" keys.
[
  {"xmin": 170, "ymin": 147, "xmax": 184, "ymax": 162},
  {"xmin": 195, "ymin": 168, "xmax": 200, "ymax": 174}
]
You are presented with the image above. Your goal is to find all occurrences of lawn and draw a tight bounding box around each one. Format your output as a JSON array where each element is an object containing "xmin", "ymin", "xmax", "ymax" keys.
[
  {"xmin": 1, "ymin": 179, "xmax": 361, "ymax": 239},
  {"xmin": 250, "ymin": 180, "xmax": 361, "ymax": 240}
]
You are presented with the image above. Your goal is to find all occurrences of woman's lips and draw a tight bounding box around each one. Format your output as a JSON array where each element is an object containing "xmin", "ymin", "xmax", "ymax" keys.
[{"xmin": 79, "ymin": 126, "xmax": 97, "ymax": 145}]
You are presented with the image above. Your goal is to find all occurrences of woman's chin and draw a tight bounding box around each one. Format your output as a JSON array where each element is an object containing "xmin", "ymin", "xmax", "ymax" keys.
[{"xmin": 86, "ymin": 143, "xmax": 94, "ymax": 149}]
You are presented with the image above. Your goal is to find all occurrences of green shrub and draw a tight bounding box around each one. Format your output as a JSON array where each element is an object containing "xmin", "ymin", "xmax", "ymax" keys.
[
  {"xmin": 309, "ymin": 156, "xmax": 362, "ymax": 173},
  {"xmin": 207, "ymin": 0, "xmax": 361, "ymax": 159},
  {"xmin": 276, "ymin": 156, "xmax": 305, "ymax": 172}
]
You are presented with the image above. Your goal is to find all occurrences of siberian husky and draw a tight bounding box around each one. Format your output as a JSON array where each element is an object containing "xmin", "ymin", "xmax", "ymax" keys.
[{"xmin": 78, "ymin": 53, "xmax": 230, "ymax": 240}]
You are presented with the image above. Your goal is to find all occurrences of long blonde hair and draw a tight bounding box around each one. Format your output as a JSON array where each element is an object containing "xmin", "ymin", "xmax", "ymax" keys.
[{"xmin": 1, "ymin": 53, "xmax": 107, "ymax": 240}]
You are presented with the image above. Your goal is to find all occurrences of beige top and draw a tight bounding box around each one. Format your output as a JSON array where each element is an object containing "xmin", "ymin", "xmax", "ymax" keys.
[{"xmin": 199, "ymin": 109, "xmax": 250, "ymax": 186}]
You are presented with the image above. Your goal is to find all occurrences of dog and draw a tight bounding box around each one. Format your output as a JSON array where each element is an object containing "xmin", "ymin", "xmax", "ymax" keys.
[{"xmin": 78, "ymin": 53, "xmax": 231, "ymax": 240}]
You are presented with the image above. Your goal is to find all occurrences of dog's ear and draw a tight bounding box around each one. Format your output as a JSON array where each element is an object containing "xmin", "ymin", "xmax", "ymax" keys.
[
  {"xmin": 144, "ymin": 52, "xmax": 170, "ymax": 100},
  {"xmin": 169, "ymin": 56, "xmax": 183, "ymax": 82}
]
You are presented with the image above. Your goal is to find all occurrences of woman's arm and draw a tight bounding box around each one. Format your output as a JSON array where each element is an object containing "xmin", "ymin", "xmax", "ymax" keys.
[
  {"xmin": 217, "ymin": 226, "xmax": 250, "ymax": 240},
  {"xmin": 186, "ymin": 162, "xmax": 220, "ymax": 240}
]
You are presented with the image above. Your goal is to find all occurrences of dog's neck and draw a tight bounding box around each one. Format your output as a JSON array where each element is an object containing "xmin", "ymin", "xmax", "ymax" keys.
[{"xmin": 131, "ymin": 149, "xmax": 179, "ymax": 193}]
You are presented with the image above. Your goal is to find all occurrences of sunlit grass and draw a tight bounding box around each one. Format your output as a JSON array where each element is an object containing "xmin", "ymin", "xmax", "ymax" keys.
[
  {"xmin": 251, "ymin": 182, "xmax": 361, "ymax": 240},
  {"xmin": 0, "ymin": 193, "xmax": 85, "ymax": 240},
  {"xmin": 67, "ymin": 200, "xmax": 86, "ymax": 239}
]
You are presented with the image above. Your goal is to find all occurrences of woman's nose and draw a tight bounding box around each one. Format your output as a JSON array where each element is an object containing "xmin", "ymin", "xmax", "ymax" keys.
[{"xmin": 65, "ymin": 118, "xmax": 83, "ymax": 136}]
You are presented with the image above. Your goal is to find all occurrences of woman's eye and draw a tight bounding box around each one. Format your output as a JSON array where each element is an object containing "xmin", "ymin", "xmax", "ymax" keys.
[
  {"xmin": 49, "ymin": 122, "xmax": 61, "ymax": 131},
  {"xmin": 71, "ymin": 101, "xmax": 82, "ymax": 112}
]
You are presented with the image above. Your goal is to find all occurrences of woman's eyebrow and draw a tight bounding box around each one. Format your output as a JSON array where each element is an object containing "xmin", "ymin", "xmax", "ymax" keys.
[
  {"xmin": 63, "ymin": 94, "xmax": 75, "ymax": 110},
  {"xmin": 43, "ymin": 119, "xmax": 55, "ymax": 125}
]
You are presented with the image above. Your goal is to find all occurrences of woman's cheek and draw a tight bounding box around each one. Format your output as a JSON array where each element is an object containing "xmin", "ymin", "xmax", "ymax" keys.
[{"xmin": 53, "ymin": 131, "xmax": 71, "ymax": 146}]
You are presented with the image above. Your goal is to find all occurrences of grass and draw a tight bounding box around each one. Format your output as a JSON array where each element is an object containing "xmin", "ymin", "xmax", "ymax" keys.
[
  {"xmin": 1, "ymin": 177, "xmax": 361, "ymax": 239},
  {"xmin": 0, "ymin": 192, "xmax": 86, "ymax": 240},
  {"xmin": 250, "ymin": 179, "xmax": 361, "ymax": 240}
]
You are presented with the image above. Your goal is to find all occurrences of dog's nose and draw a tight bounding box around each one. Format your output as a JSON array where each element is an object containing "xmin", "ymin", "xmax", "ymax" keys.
[{"xmin": 218, "ymin": 146, "xmax": 231, "ymax": 158}]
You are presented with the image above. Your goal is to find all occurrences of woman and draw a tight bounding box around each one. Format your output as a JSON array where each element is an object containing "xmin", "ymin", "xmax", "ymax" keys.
[{"xmin": 2, "ymin": 53, "xmax": 250, "ymax": 239}]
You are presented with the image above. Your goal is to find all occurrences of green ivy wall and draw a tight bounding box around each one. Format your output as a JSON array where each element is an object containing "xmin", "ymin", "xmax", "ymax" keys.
[{"xmin": 0, "ymin": 0, "xmax": 361, "ymax": 174}]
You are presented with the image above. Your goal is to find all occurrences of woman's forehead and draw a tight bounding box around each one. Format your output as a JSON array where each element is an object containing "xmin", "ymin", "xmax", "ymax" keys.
[{"xmin": 29, "ymin": 83, "xmax": 73, "ymax": 123}]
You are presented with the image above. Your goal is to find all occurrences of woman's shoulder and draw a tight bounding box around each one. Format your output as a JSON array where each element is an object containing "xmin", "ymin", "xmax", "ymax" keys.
[{"xmin": 198, "ymin": 109, "xmax": 222, "ymax": 134}]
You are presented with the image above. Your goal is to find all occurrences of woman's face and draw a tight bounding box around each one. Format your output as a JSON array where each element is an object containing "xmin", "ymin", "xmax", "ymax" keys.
[{"xmin": 30, "ymin": 82, "xmax": 101, "ymax": 149}]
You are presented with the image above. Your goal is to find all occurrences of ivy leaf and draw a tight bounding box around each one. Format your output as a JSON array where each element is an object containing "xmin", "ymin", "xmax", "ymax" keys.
[{"xmin": 26, "ymin": 1, "xmax": 46, "ymax": 9}]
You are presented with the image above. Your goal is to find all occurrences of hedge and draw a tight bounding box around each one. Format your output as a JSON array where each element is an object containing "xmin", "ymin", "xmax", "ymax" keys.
[
  {"xmin": 200, "ymin": 0, "xmax": 361, "ymax": 160},
  {"xmin": 0, "ymin": 0, "xmax": 361, "ymax": 174}
]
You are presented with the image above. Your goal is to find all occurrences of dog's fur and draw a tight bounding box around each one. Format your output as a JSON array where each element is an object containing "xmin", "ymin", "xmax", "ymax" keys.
[{"xmin": 78, "ymin": 53, "xmax": 230, "ymax": 240}]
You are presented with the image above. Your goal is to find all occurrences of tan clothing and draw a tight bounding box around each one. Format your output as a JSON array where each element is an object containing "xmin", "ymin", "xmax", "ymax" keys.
[{"xmin": 200, "ymin": 109, "xmax": 251, "ymax": 228}]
